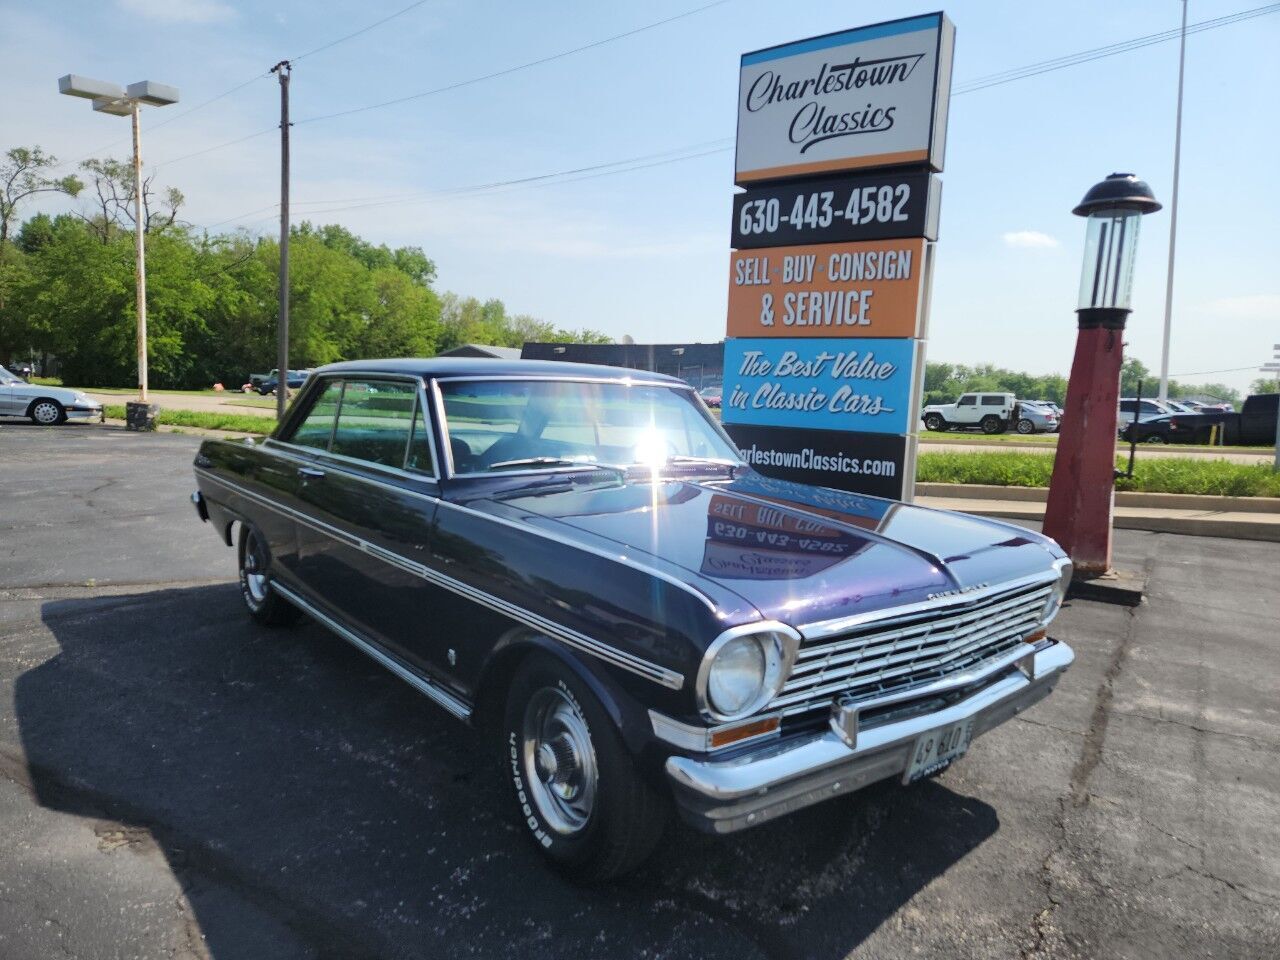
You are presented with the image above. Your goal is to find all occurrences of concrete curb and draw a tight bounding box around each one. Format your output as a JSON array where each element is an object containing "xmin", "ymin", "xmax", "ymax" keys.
[
  {"xmin": 916, "ymin": 483, "xmax": 1280, "ymax": 514},
  {"xmin": 917, "ymin": 495, "xmax": 1280, "ymax": 543}
]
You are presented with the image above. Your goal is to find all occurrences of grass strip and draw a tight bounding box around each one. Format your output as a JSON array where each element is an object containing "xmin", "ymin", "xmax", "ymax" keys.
[
  {"xmin": 103, "ymin": 405, "xmax": 275, "ymax": 435},
  {"xmin": 917, "ymin": 450, "xmax": 1280, "ymax": 497}
]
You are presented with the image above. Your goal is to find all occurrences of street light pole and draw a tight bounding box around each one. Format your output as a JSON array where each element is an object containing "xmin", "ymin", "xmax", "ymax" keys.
[
  {"xmin": 1157, "ymin": 0, "xmax": 1189, "ymax": 404},
  {"xmin": 58, "ymin": 75, "xmax": 177, "ymax": 426},
  {"xmin": 131, "ymin": 102, "xmax": 148, "ymax": 403}
]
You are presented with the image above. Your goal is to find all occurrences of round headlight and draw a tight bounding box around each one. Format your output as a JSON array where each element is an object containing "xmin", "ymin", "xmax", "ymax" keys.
[{"xmin": 706, "ymin": 635, "xmax": 766, "ymax": 716}]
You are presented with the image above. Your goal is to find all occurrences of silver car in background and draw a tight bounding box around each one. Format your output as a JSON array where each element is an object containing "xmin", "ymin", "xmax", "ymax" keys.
[
  {"xmin": 0, "ymin": 366, "xmax": 103, "ymax": 425},
  {"xmin": 1013, "ymin": 401, "xmax": 1060, "ymax": 434}
]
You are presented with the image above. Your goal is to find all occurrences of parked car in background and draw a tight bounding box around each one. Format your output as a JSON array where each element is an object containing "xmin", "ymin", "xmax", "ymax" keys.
[
  {"xmin": 1012, "ymin": 401, "xmax": 1059, "ymax": 435},
  {"xmin": 1122, "ymin": 414, "xmax": 1215, "ymax": 444},
  {"xmin": 256, "ymin": 369, "xmax": 311, "ymax": 396},
  {"xmin": 191, "ymin": 358, "xmax": 1075, "ymax": 879},
  {"xmin": 698, "ymin": 385, "xmax": 722, "ymax": 408},
  {"xmin": 0, "ymin": 366, "xmax": 102, "ymax": 425},
  {"xmin": 922, "ymin": 392, "xmax": 1017, "ymax": 434},
  {"xmin": 1117, "ymin": 397, "xmax": 1173, "ymax": 429}
]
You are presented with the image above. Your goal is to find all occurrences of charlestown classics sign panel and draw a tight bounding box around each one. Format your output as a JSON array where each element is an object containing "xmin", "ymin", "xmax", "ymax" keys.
[
  {"xmin": 727, "ymin": 238, "xmax": 926, "ymax": 339},
  {"xmin": 721, "ymin": 337, "xmax": 920, "ymax": 435},
  {"xmin": 731, "ymin": 170, "xmax": 940, "ymax": 249},
  {"xmin": 724, "ymin": 423, "xmax": 913, "ymax": 501},
  {"xmin": 735, "ymin": 13, "xmax": 955, "ymax": 183}
]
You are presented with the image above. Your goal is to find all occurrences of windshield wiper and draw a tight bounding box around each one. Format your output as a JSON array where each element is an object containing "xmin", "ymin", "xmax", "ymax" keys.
[
  {"xmin": 487, "ymin": 457, "xmax": 628, "ymax": 480},
  {"xmin": 661, "ymin": 455, "xmax": 741, "ymax": 476}
]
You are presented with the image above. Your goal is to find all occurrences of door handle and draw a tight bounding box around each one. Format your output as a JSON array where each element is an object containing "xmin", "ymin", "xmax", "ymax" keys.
[{"xmin": 297, "ymin": 466, "xmax": 326, "ymax": 481}]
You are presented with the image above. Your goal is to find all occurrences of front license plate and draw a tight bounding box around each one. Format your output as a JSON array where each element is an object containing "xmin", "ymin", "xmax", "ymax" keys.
[{"xmin": 904, "ymin": 719, "xmax": 974, "ymax": 783}]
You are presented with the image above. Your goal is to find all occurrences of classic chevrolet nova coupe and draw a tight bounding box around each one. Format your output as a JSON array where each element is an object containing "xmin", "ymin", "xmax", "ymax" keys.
[{"xmin": 191, "ymin": 358, "xmax": 1074, "ymax": 878}]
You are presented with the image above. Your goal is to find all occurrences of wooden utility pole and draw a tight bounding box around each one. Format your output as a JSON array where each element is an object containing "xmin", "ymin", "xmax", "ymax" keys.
[{"xmin": 272, "ymin": 60, "xmax": 292, "ymax": 421}]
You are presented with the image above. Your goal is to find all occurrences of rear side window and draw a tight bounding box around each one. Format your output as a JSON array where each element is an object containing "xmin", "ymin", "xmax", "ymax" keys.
[
  {"xmin": 290, "ymin": 380, "xmax": 343, "ymax": 450},
  {"xmin": 981, "ymin": 395, "xmax": 1005, "ymax": 406},
  {"xmin": 330, "ymin": 380, "xmax": 416, "ymax": 467},
  {"xmin": 957, "ymin": 395, "xmax": 975, "ymax": 406},
  {"xmin": 1119, "ymin": 400, "xmax": 1135, "ymax": 412},
  {"xmin": 406, "ymin": 404, "xmax": 436, "ymax": 474}
]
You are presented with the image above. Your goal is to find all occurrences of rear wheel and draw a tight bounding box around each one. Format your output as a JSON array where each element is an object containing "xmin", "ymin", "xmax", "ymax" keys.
[
  {"xmin": 1016, "ymin": 418, "xmax": 1035, "ymax": 435},
  {"xmin": 237, "ymin": 526, "xmax": 300, "ymax": 626},
  {"xmin": 923, "ymin": 413, "xmax": 947, "ymax": 432},
  {"xmin": 980, "ymin": 415, "xmax": 1004, "ymax": 435},
  {"xmin": 502, "ymin": 654, "xmax": 668, "ymax": 880},
  {"xmin": 29, "ymin": 399, "xmax": 66, "ymax": 425},
  {"xmin": 1143, "ymin": 435, "xmax": 1167, "ymax": 444}
]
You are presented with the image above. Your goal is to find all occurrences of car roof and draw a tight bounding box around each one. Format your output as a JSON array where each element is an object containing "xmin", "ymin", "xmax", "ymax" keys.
[{"xmin": 313, "ymin": 357, "xmax": 684, "ymax": 385}]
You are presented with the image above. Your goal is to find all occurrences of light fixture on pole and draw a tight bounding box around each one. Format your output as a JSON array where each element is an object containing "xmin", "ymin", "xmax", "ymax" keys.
[
  {"xmin": 58, "ymin": 74, "xmax": 178, "ymax": 430},
  {"xmin": 1043, "ymin": 173, "xmax": 1162, "ymax": 578}
]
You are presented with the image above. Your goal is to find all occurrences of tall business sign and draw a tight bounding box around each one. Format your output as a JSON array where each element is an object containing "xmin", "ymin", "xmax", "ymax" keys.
[{"xmin": 722, "ymin": 12, "xmax": 954, "ymax": 501}]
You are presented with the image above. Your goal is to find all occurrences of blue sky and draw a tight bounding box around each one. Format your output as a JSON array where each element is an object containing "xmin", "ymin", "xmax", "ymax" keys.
[{"xmin": 4, "ymin": 0, "xmax": 1278, "ymax": 393}]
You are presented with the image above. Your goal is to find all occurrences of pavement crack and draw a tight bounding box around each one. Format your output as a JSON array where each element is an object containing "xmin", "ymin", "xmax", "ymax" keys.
[
  {"xmin": 1014, "ymin": 715, "xmax": 1085, "ymax": 738},
  {"xmin": 1068, "ymin": 556, "xmax": 1151, "ymax": 808},
  {"xmin": 1180, "ymin": 865, "xmax": 1280, "ymax": 907},
  {"xmin": 1019, "ymin": 796, "xmax": 1069, "ymax": 960},
  {"xmin": 1112, "ymin": 710, "xmax": 1279, "ymax": 749}
]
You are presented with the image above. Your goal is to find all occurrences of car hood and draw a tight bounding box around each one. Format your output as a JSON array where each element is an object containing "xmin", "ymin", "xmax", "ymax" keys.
[
  {"xmin": 477, "ymin": 470, "xmax": 1063, "ymax": 630},
  {"xmin": 3, "ymin": 383, "xmax": 92, "ymax": 404}
]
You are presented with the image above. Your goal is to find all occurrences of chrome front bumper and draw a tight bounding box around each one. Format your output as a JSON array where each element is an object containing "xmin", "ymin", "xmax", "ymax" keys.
[{"xmin": 665, "ymin": 640, "xmax": 1074, "ymax": 834}]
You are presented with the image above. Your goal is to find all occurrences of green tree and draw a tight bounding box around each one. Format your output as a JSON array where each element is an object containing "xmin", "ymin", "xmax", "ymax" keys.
[
  {"xmin": 1, "ymin": 147, "xmax": 83, "ymax": 245},
  {"xmin": 1250, "ymin": 376, "xmax": 1280, "ymax": 395}
]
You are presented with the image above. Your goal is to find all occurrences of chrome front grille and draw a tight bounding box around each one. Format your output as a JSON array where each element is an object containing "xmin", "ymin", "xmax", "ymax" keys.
[{"xmin": 772, "ymin": 582, "xmax": 1054, "ymax": 717}]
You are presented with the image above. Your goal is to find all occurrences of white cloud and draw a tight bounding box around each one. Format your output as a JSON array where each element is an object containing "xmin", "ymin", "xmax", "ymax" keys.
[
  {"xmin": 116, "ymin": 0, "xmax": 236, "ymax": 24},
  {"xmin": 1002, "ymin": 230, "xmax": 1059, "ymax": 249}
]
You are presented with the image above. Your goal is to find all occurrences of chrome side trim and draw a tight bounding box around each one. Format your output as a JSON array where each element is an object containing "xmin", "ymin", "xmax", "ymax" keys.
[
  {"xmin": 798, "ymin": 569, "xmax": 1061, "ymax": 641},
  {"xmin": 271, "ymin": 580, "xmax": 471, "ymax": 720},
  {"xmin": 262, "ymin": 441, "xmax": 442, "ymax": 499},
  {"xmin": 196, "ymin": 468, "xmax": 685, "ymax": 690}
]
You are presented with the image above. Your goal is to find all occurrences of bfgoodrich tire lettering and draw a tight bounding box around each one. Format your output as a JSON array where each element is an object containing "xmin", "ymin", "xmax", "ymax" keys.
[{"xmin": 503, "ymin": 653, "xmax": 668, "ymax": 880}]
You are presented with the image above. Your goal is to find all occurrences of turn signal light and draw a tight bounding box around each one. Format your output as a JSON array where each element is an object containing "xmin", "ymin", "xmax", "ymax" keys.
[
  {"xmin": 1024, "ymin": 629, "xmax": 1046, "ymax": 645},
  {"xmin": 709, "ymin": 715, "xmax": 780, "ymax": 749}
]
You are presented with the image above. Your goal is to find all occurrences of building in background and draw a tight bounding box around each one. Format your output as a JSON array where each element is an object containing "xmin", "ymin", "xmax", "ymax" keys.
[{"xmin": 520, "ymin": 342, "xmax": 723, "ymax": 389}]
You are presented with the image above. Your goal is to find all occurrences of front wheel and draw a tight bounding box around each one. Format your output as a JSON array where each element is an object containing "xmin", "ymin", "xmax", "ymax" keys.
[
  {"xmin": 503, "ymin": 654, "xmax": 668, "ymax": 880},
  {"xmin": 1016, "ymin": 418, "xmax": 1035, "ymax": 435},
  {"xmin": 923, "ymin": 413, "xmax": 947, "ymax": 432},
  {"xmin": 29, "ymin": 398, "xmax": 66, "ymax": 425},
  {"xmin": 237, "ymin": 525, "xmax": 300, "ymax": 626}
]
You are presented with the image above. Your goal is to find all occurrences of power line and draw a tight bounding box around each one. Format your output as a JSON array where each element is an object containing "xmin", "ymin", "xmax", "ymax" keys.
[
  {"xmin": 287, "ymin": 136, "xmax": 734, "ymax": 210},
  {"xmin": 1169, "ymin": 365, "xmax": 1266, "ymax": 378},
  {"xmin": 294, "ymin": 0, "xmax": 736, "ymax": 126},
  {"xmin": 953, "ymin": 3, "xmax": 1279, "ymax": 95},
  {"xmin": 289, "ymin": 0, "xmax": 434, "ymax": 62}
]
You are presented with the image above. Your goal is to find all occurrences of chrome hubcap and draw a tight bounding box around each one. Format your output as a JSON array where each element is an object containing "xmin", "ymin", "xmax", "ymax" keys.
[
  {"xmin": 33, "ymin": 402, "xmax": 58, "ymax": 424},
  {"xmin": 522, "ymin": 688, "xmax": 597, "ymax": 835},
  {"xmin": 242, "ymin": 534, "xmax": 269, "ymax": 603}
]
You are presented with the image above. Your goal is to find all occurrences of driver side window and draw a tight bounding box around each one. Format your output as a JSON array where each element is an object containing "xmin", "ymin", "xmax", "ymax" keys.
[{"xmin": 289, "ymin": 380, "xmax": 344, "ymax": 450}]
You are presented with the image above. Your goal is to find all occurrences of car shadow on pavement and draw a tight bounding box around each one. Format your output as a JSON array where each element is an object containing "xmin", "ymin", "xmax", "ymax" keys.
[{"xmin": 18, "ymin": 583, "xmax": 999, "ymax": 960}]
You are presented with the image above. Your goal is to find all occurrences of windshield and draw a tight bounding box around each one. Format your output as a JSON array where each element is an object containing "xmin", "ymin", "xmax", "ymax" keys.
[
  {"xmin": 438, "ymin": 378, "xmax": 741, "ymax": 475},
  {"xmin": 0, "ymin": 366, "xmax": 22, "ymax": 384}
]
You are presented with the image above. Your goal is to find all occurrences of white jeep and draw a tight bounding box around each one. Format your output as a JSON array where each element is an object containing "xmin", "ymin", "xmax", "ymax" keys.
[{"xmin": 922, "ymin": 392, "xmax": 1017, "ymax": 434}]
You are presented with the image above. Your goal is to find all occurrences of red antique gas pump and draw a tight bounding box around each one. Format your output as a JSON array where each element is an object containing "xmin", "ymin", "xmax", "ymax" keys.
[{"xmin": 1043, "ymin": 174, "xmax": 1162, "ymax": 577}]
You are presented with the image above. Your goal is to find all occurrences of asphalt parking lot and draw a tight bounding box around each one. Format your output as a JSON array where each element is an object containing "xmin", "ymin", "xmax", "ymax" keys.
[{"xmin": 1, "ymin": 423, "xmax": 1278, "ymax": 960}]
